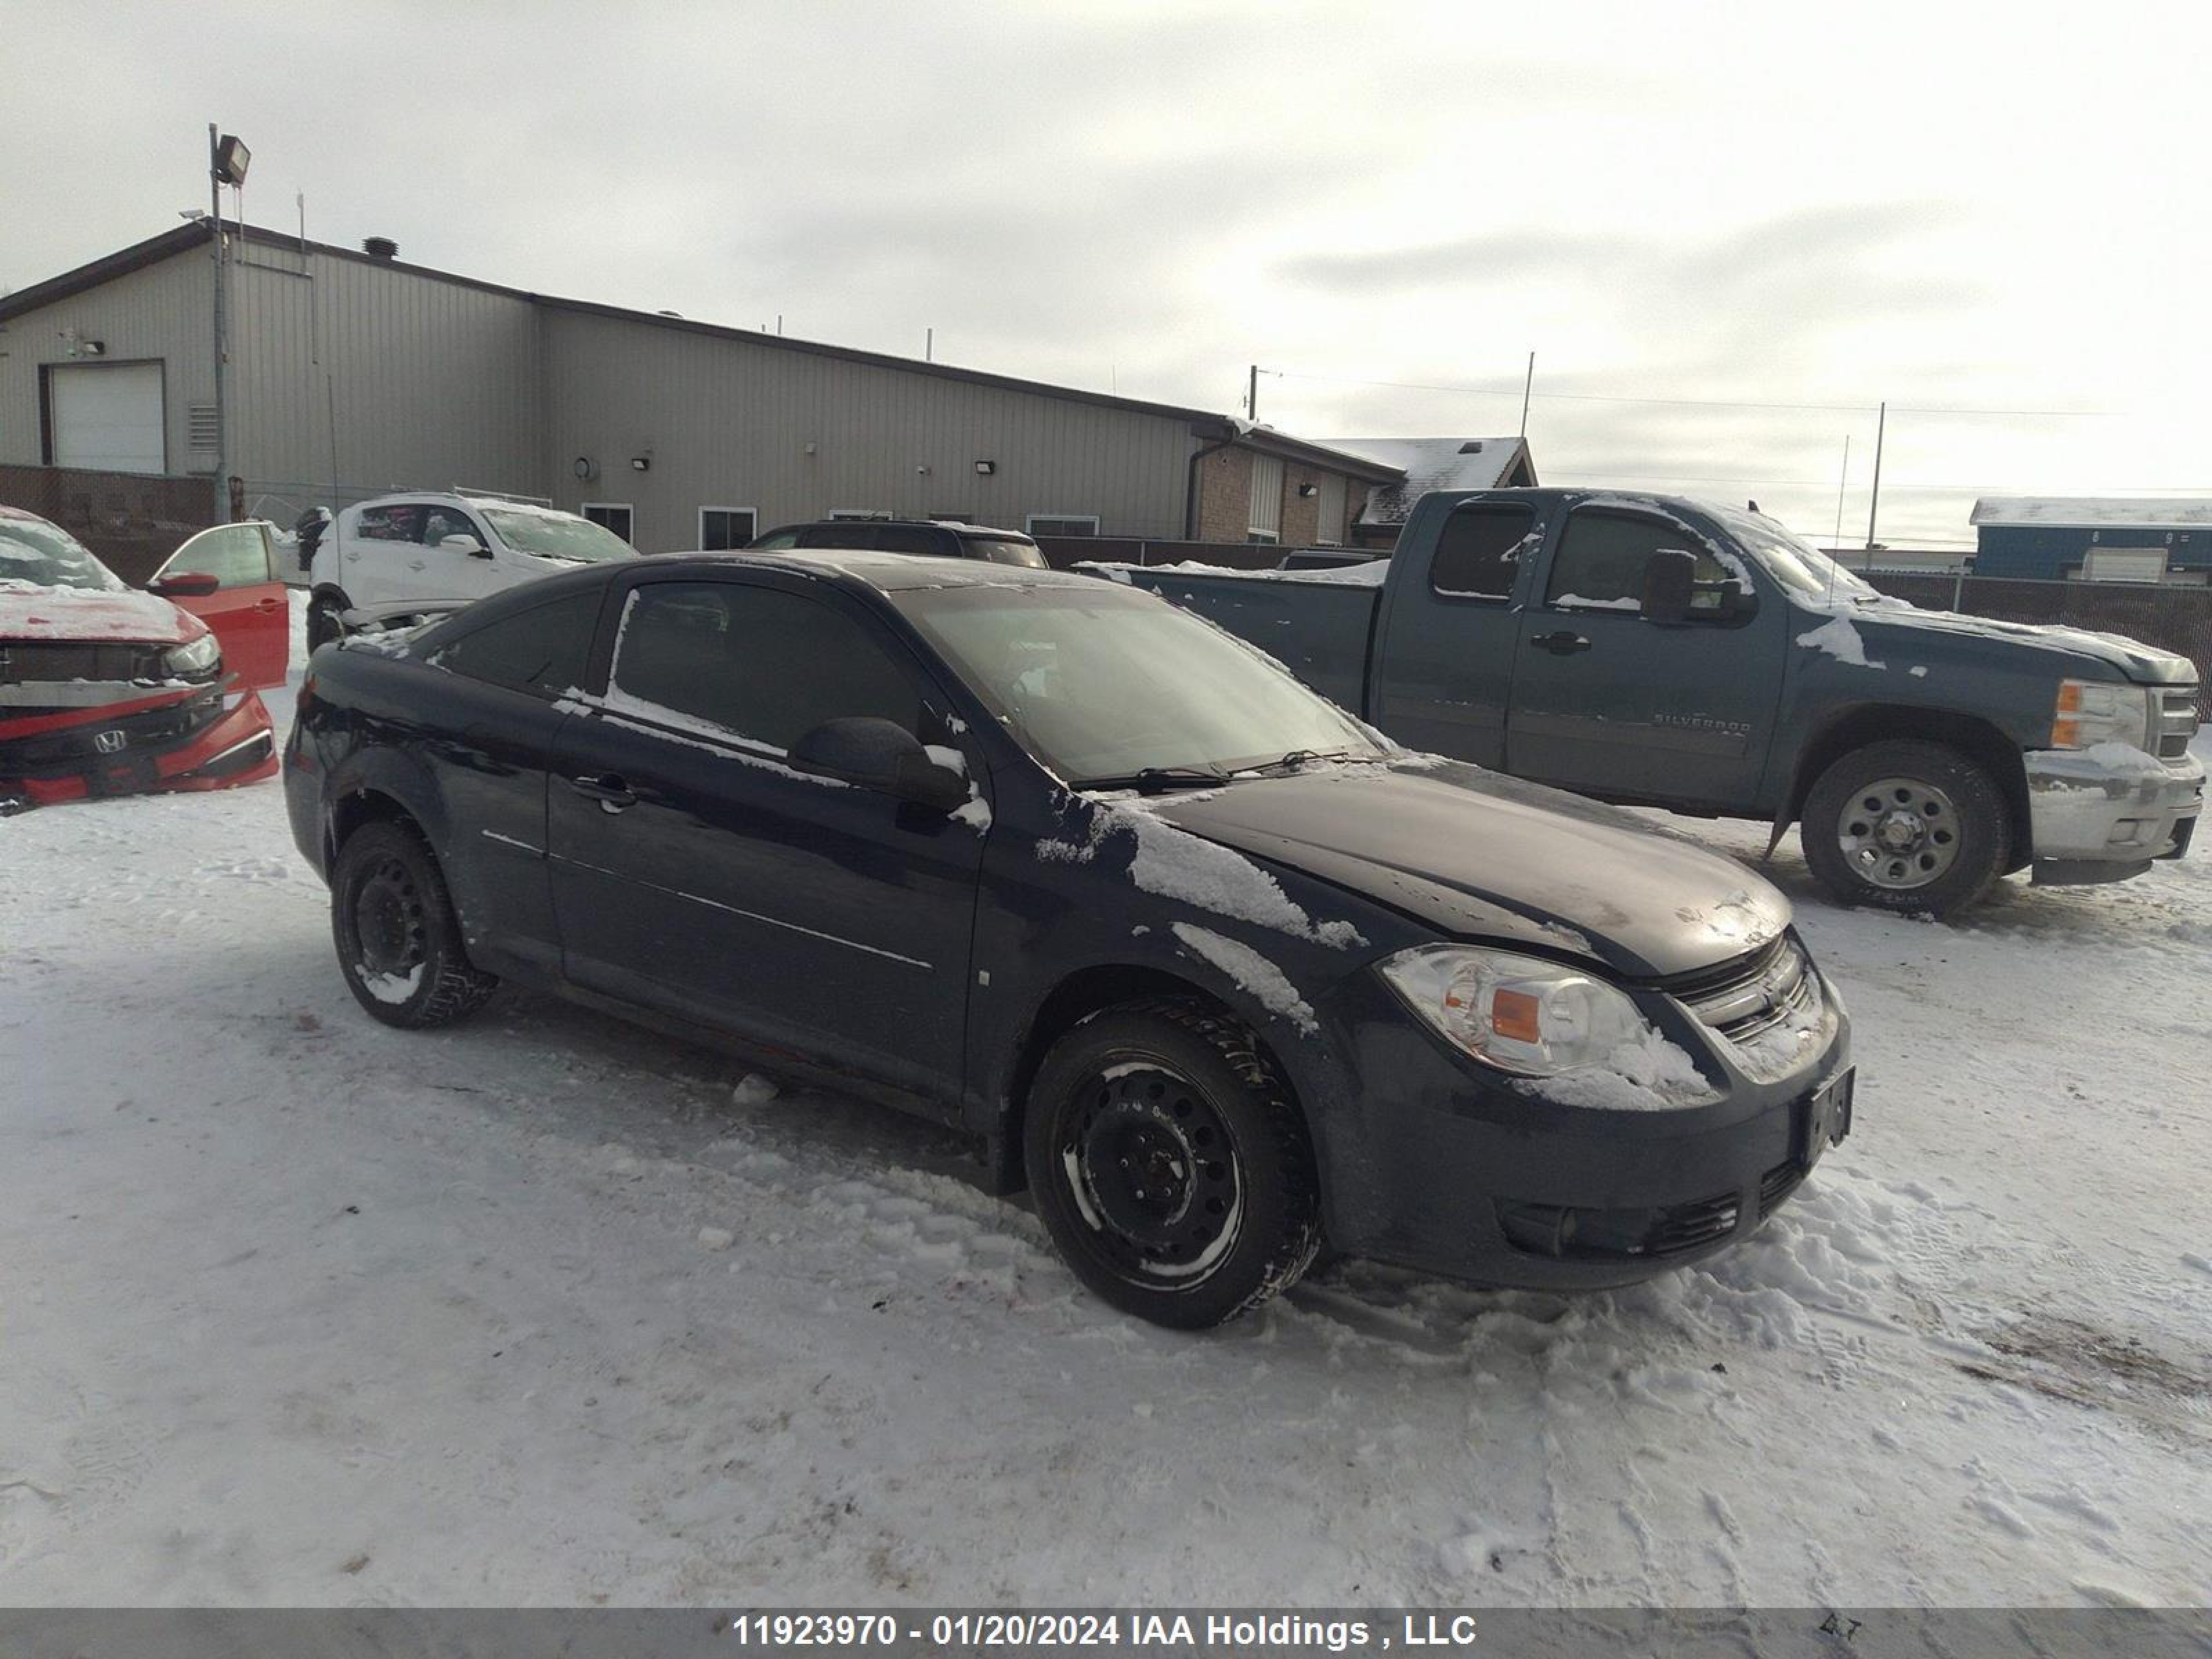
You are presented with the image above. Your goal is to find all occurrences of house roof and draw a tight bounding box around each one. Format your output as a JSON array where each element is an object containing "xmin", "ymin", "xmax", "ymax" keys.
[
  {"xmin": 1971, "ymin": 496, "xmax": 2212, "ymax": 530},
  {"xmin": 1, "ymin": 222, "xmax": 1400, "ymax": 484},
  {"xmin": 1327, "ymin": 436, "xmax": 1536, "ymax": 524}
]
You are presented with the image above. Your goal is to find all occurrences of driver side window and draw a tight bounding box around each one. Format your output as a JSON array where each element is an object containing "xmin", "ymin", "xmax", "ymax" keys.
[
  {"xmin": 1546, "ymin": 509, "xmax": 1742, "ymax": 616},
  {"xmin": 421, "ymin": 505, "xmax": 483, "ymax": 548},
  {"xmin": 608, "ymin": 581, "xmax": 924, "ymax": 753}
]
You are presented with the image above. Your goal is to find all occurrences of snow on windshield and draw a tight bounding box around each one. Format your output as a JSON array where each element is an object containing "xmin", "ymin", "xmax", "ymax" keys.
[
  {"xmin": 482, "ymin": 508, "xmax": 637, "ymax": 563},
  {"xmin": 0, "ymin": 518, "xmax": 126, "ymax": 592}
]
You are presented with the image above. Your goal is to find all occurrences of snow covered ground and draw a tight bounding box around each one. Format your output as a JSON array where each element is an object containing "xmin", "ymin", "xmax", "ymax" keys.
[{"xmin": 2, "ymin": 599, "xmax": 2208, "ymax": 1606}]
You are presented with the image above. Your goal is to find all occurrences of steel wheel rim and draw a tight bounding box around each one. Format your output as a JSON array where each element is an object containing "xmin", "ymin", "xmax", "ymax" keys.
[
  {"xmin": 1058, "ymin": 1061, "xmax": 1244, "ymax": 1286},
  {"xmin": 352, "ymin": 854, "xmax": 427, "ymax": 977},
  {"xmin": 1837, "ymin": 774, "xmax": 1962, "ymax": 890}
]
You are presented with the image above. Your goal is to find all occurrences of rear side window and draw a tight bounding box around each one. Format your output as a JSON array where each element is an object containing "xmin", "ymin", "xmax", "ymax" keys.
[
  {"xmin": 1430, "ymin": 506, "xmax": 1535, "ymax": 599},
  {"xmin": 355, "ymin": 505, "xmax": 424, "ymax": 543},
  {"xmin": 608, "ymin": 581, "xmax": 921, "ymax": 752},
  {"xmin": 431, "ymin": 591, "xmax": 601, "ymax": 697},
  {"xmin": 1546, "ymin": 509, "xmax": 1737, "ymax": 612}
]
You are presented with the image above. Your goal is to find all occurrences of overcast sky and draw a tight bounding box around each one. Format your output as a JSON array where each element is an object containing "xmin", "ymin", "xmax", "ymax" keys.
[{"xmin": 7, "ymin": 0, "xmax": 2206, "ymax": 547}]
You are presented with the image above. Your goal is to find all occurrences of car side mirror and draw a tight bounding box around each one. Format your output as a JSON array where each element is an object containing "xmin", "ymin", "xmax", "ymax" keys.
[
  {"xmin": 789, "ymin": 717, "xmax": 969, "ymax": 812},
  {"xmin": 440, "ymin": 534, "xmax": 491, "ymax": 558},
  {"xmin": 1640, "ymin": 549, "xmax": 1696, "ymax": 624},
  {"xmin": 147, "ymin": 570, "xmax": 221, "ymax": 598}
]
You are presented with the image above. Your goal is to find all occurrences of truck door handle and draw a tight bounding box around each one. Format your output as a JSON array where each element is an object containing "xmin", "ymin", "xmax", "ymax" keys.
[
  {"xmin": 569, "ymin": 773, "xmax": 637, "ymax": 812},
  {"xmin": 1532, "ymin": 630, "xmax": 1592, "ymax": 655}
]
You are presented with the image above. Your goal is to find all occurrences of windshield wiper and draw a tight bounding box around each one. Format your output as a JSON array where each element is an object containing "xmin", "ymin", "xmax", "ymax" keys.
[
  {"xmin": 1235, "ymin": 747, "xmax": 1364, "ymax": 776},
  {"xmin": 1069, "ymin": 764, "xmax": 1228, "ymax": 794}
]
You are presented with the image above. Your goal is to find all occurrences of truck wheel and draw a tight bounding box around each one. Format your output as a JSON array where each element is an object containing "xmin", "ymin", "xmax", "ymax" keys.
[
  {"xmin": 330, "ymin": 820, "xmax": 498, "ymax": 1028},
  {"xmin": 1800, "ymin": 740, "xmax": 2011, "ymax": 917},
  {"xmin": 1024, "ymin": 997, "xmax": 1321, "ymax": 1329},
  {"xmin": 308, "ymin": 592, "xmax": 348, "ymax": 652}
]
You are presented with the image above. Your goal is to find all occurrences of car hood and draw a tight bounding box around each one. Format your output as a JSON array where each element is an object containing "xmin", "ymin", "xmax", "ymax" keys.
[
  {"xmin": 1145, "ymin": 759, "xmax": 1790, "ymax": 980},
  {"xmin": 1841, "ymin": 601, "xmax": 2196, "ymax": 684},
  {"xmin": 0, "ymin": 585, "xmax": 203, "ymax": 646}
]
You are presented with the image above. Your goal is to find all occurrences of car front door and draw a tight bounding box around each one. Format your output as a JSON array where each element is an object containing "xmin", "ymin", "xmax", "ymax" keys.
[
  {"xmin": 1367, "ymin": 498, "xmax": 1546, "ymax": 767},
  {"xmin": 150, "ymin": 521, "xmax": 290, "ymax": 688},
  {"xmin": 416, "ymin": 504, "xmax": 507, "ymax": 605},
  {"xmin": 545, "ymin": 573, "xmax": 985, "ymax": 1106},
  {"xmin": 1506, "ymin": 504, "xmax": 1785, "ymax": 809},
  {"xmin": 342, "ymin": 502, "xmax": 427, "ymax": 611}
]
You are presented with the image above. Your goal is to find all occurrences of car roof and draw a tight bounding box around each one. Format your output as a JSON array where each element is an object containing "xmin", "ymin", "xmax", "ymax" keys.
[
  {"xmin": 647, "ymin": 547, "xmax": 1098, "ymax": 593},
  {"xmin": 773, "ymin": 517, "xmax": 1036, "ymax": 543},
  {"xmin": 348, "ymin": 491, "xmax": 577, "ymax": 518},
  {"xmin": 0, "ymin": 504, "xmax": 57, "ymax": 524}
]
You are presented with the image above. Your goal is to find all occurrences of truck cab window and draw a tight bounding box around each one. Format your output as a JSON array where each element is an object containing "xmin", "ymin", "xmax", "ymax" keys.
[
  {"xmin": 1547, "ymin": 509, "xmax": 1739, "ymax": 615},
  {"xmin": 1430, "ymin": 506, "xmax": 1535, "ymax": 599}
]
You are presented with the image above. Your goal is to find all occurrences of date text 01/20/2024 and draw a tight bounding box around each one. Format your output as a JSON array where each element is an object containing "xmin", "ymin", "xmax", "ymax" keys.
[{"xmin": 721, "ymin": 1613, "xmax": 1483, "ymax": 1649}]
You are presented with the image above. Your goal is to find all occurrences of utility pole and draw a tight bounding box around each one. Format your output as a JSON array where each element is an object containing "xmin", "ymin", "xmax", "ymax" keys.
[
  {"xmin": 207, "ymin": 123, "xmax": 227, "ymax": 521},
  {"xmin": 1519, "ymin": 351, "xmax": 1535, "ymax": 437},
  {"xmin": 1864, "ymin": 400, "xmax": 1886, "ymax": 551},
  {"xmin": 1247, "ymin": 363, "xmax": 1259, "ymax": 422},
  {"xmin": 925, "ymin": 326, "xmax": 932, "ymax": 363}
]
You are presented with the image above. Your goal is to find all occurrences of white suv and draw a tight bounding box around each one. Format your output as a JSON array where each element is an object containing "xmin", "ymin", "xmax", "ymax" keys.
[{"xmin": 306, "ymin": 492, "xmax": 638, "ymax": 648}]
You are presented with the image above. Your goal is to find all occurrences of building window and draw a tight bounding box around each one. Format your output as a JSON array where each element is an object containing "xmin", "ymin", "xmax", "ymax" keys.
[
  {"xmin": 1247, "ymin": 453, "xmax": 1284, "ymax": 543},
  {"xmin": 1025, "ymin": 514, "xmax": 1100, "ymax": 537},
  {"xmin": 699, "ymin": 507, "xmax": 757, "ymax": 550},
  {"xmin": 1315, "ymin": 476, "xmax": 1346, "ymax": 545},
  {"xmin": 582, "ymin": 503, "xmax": 635, "ymax": 544}
]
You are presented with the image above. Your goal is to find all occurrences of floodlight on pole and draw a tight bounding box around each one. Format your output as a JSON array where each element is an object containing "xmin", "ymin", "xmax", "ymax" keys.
[{"xmin": 213, "ymin": 133, "xmax": 251, "ymax": 187}]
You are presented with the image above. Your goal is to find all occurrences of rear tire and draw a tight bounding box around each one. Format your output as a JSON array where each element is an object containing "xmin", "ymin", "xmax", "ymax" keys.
[
  {"xmin": 1800, "ymin": 740, "xmax": 2011, "ymax": 918},
  {"xmin": 330, "ymin": 819, "xmax": 498, "ymax": 1028},
  {"xmin": 1023, "ymin": 997, "xmax": 1320, "ymax": 1329}
]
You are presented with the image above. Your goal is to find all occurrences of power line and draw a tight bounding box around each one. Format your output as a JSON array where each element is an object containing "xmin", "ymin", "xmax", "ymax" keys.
[
  {"xmin": 1273, "ymin": 368, "xmax": 2122, "ymax": 419},
  {"xmin": 1543, "ymin": 469, "xmax": 2212, "ymax": 493}
]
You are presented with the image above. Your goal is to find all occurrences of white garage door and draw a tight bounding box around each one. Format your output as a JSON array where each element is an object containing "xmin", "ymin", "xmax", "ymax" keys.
[{"xmin": 50, "ymin": 362, "xmax": 166, "ymax": 474}]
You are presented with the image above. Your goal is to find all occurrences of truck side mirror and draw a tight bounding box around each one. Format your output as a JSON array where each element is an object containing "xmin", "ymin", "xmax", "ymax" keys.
[{"xmin": 1640, "ymin": 549, "xmax": 1696, "ymax": 624}]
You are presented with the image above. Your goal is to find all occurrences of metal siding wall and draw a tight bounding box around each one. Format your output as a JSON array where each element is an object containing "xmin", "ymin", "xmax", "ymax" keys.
[
  {"xmin": 226, "ymin": 245, "xmax": 541, "ymax": 521},
  {"xmin": 0, "ymin": 252, "xmax": 212, "ymax": 472},
  {"xmin": 538, "ymin": 309, "xmax": 1194, "ymax": 550}
]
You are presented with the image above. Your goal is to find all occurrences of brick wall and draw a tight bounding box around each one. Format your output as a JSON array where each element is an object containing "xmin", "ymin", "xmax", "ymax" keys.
[{"xmin": 1192, "ymin": 446, "xmax": 1256, "ymax": 543}]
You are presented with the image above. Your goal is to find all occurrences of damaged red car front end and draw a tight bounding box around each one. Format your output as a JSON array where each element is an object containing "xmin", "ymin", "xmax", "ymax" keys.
[{"xmin": 1, "ymin": 507, "xmax": 279, "ymax": 814}]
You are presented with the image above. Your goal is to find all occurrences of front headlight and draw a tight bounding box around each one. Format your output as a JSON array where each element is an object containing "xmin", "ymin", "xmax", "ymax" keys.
[
  {"xmin": 2051, "ymin": 678, "xmax": 2150, "ymax": 750},
  {"xmin": 1378, "ymin": 945, "xmax": 1658, "ymax": 1078},
  {"xmin": 165, "ymin": 633, "xmax": 221, "ymax": 677}
]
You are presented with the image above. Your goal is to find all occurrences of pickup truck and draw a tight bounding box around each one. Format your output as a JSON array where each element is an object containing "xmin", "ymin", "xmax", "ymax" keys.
[{"xmin": 1099, "ymin": 489, "xmax": 2204, "ymax": 916}]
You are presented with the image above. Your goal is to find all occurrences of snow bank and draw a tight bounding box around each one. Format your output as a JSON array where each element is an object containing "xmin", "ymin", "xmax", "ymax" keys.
[{"xmin": 1078, "ymin": 558, "xmax": 1389, "ymax": 588}]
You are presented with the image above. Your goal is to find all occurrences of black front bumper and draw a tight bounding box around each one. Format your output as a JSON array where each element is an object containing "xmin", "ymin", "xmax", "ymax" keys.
[{"xmin": 1306, "ymin": 971, "xmax": 1855, "ymax": 1291}]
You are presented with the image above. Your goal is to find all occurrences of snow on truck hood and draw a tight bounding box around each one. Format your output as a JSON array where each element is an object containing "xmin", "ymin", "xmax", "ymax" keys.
[
  {"xmin": 1145, "ymin": 759, "xmax": 1790, "ymax": 980},
  {"xmin": 1845, "ymin": 604, "xmax": 2197, "ymax": 684},
  {"xmin": 0, "ymin": 585, "xmax": 205, "ymax": 646}
]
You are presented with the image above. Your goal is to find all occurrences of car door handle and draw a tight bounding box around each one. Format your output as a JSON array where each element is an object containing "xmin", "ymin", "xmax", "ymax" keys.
[
  {"xmin": 254, "ymin": 597, "xmax": 284, "ymax": 612},
  {"xmin": 1531, "ymin": 630, "xmax": 1592, "ymax": 655},
  {"xmin": 568, "ymin": 773, "xmax": 637, "ymax": 812}
]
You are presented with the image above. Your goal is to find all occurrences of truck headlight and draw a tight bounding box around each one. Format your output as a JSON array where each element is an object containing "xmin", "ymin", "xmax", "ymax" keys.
[
  {"xmin": 1378, "ymin": 945, "xmax": 1659, "ymax": 1078},
  {"xmin": 2051, "ymin": 678, "xmax": 2150, "ymax": 751},
  {"xmin": 165, "ymin": 634, "xmax": 221, "ymax": 677}
]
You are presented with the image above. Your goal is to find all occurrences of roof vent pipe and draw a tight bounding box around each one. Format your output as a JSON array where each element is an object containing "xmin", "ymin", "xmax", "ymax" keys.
[{"xmin": 362, "ymin": 236, "xmax": 398, "ymax": 260}]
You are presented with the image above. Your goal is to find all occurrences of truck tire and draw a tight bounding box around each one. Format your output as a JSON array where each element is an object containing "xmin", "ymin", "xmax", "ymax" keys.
[
  {"xmin": 308, "ymin": 591, "xmax": 348, "ymax": 653},
  {"xmin": 1024, "ymin": 997, "xmax": 1321, "ymax": 1329},
  {"xmin": 330, "ymin": 819, "xmax": 498, "ymax": 1028},
  {"xmin": 1801, "ymin": 740, "xmax": 2012, "ymax": 917}
]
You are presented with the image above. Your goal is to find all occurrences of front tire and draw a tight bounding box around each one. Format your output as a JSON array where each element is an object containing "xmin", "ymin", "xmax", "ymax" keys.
[
  {"xmin": 330, "ymin": 820, "xmax": 498, "ymax": 1028},
  {"xmin": 307, "ymin": 592, "xmax": 348, "ymax": 653},
  {"xmin": 1800, "ymin": 739, "xmax": 2011, "ymax": 917},
  {"xmin": 1023, "ymin": 998, "xmax": 1320, "ymax": 1329}
]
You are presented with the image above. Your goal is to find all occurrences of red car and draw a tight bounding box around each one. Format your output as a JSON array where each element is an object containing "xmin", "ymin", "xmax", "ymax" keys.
[{"xmin": 1, "ymin": 506, "xmax": 286, "ymax": 811}]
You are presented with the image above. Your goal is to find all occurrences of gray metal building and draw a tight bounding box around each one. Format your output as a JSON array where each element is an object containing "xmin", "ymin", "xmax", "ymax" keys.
[{"xmin": 0, "ymin": 221, "xmax": 1400, "ymax": 552}]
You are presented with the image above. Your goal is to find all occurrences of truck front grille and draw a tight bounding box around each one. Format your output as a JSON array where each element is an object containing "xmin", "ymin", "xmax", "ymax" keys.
[{"xmin": 2154, "ymin": 687, "xmax": 2199, "ymax": 760}]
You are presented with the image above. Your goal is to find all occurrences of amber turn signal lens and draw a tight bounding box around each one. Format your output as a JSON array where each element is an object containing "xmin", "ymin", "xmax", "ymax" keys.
[{"xmin": 1492, "ymin": 987, "xmax": 1543, "ymax": 1044}]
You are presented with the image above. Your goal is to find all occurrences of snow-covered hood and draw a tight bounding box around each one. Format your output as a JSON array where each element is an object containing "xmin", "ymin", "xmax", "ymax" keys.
[
  {"xmin": 1145, "ymin": 760, "xmax": 1790, "ymax": 980},
  {"xmin": 1830, "ymin": 603, "xmax": 2197, "ymax": 684},
  {"xmin": 0, "ymin": 586, "xmax": 205, "ymax": 647}
]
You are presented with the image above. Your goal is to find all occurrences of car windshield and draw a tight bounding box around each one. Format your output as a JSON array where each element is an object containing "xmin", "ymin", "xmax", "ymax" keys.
[
  {"xmin": 964, "ymin": 537, "xmax": 1049, "ymax": 569},
  {"xmin": 0, "ymin": 516, "xmax": 126, "ymax": 592},
  {"xmin": 893, "ymin": 581, "xmax": 1382, "ymax": 785},
  {"xmin": 482, "ymin": 508, "xmax": 635, "ymax": 563},
  {"xmin": 1707, "ymin": 503, "xmax": 1880, "ymax": 603}
]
